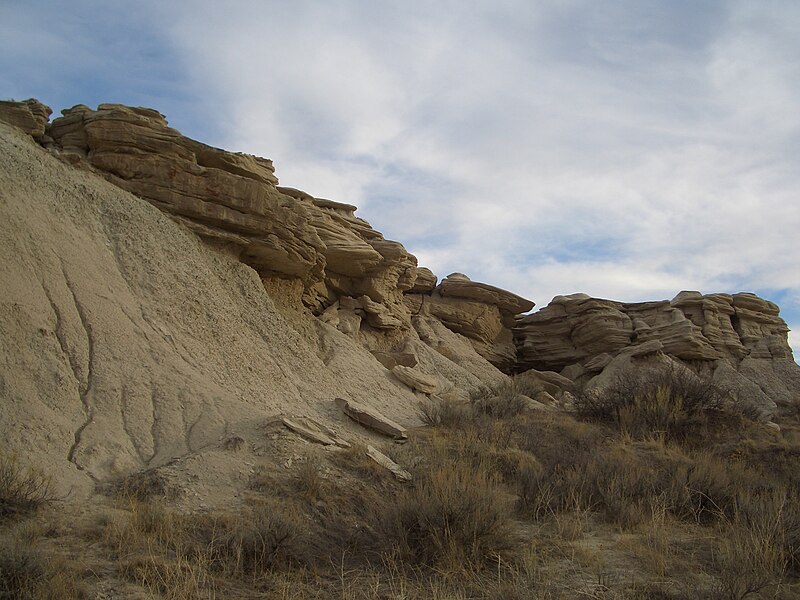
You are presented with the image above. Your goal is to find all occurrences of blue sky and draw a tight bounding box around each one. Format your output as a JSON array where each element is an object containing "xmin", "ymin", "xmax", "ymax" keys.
[{"xmin": 2, "ymin": 1, "xmax": 799, "ymax": 358}]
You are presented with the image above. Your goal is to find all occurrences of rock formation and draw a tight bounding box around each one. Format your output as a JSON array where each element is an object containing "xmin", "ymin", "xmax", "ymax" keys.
[
  {"xmin": 0, "ymin": 97, "xmax": 798, "ymax": 498},
  {"xmin": 0, "ymin": 98, "xmax": 51, "ymax": 138},
  {"xmin": 38, "ymin": 102, "xmax": 531, "ymax": 371},
  {"xmin": 404, "ymin": 273, "xmax": 534, "ymax": 371},
  {"xmin": 515, "ymin": 291, "xmax": 799, "ymax": 413}
]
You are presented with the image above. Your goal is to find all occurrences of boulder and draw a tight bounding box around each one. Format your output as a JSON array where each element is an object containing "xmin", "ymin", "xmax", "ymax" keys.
[
  {"xmin": 409, "ymin": 267, "xmax": 437, "ymax": 293},
  {"xmin": 366, "ymin": 445, "xmax": 412, "ymax": 482},
  {"xmin": 391, "ymin": 365, "xmax": 439, "ymax": 394},
  {"xmin": 335, "ymin": 398, "xmax": 408, "ymax": 439},
  {"xmin": 437, "ymin": 273, "xmax": 534, "ymax": 314}
]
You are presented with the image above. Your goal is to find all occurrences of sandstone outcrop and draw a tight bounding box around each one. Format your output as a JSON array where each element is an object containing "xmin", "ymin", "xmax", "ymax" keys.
[
  {"xmin": 2, "ymin": 96, "xmax": 796, "ymax": 474},
  {"xmin": 0, "ymin": 99, "xmax": 533, "ymax": 382},
  {"xmin": 405, "ymin": 273, "xmax": 535, "ymax": 371},
  {"xmin": 42, "ymin": 103, "xmax": 420, "ymax": 318},
  {"xmin": 0, "ymin": 98, "xmax": 51, "ymax": 138},
  {"xmin": 391, "ymin": 365, "xmax": 440, "ymax": 394},
  {"xmin": 515, "ymin": 292, "xmax": 798, "ymax": 414}
]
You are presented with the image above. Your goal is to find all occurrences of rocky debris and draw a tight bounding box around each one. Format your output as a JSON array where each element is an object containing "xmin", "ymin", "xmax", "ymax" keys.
[
  {"xmin": 515, "ymin": 368, "xmax": 575, "ymax": 399},
  {"xmin": 391, "ymin": 365, "xmax": 439, "ymax": 394},
  {"xmin": 282, "ymin": 417, "xmax": 351, "ymax": 448},
  {"xmin": 366, "ymin": 445, "xmax": 412, "ymax": 482},
  {"xmin": 0, "ymin": 98, "xmax": 52, "ymax": 138},
  {"xmin": 335, "ymin": 398, "xmax": 408, "ymax": 439}
]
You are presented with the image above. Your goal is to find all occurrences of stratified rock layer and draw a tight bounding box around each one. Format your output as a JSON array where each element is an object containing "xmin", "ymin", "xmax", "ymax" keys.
[
  {"xmin": 405, "ymin": 273, "xmax": 535, "ymax": 372},
  {"xmin": 44, "ymin": 104, "xmax": 421, "ymax": 317},
  {"xmin": 515, "ymin": 291, "xmax": 798, "ymax": 413},
  {"xmin": 0, "ymin": 98, "xmax": 51, "ymax": 138}
]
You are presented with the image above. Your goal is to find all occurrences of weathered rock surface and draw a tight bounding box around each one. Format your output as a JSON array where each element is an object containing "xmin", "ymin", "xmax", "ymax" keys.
[
  {"xmin": 1, "ymin": 119, "xmax": 438, "ymax": 492},
  {"xmin": 406, "ymin": 273, "xmax": 535, "ymax": 371},
  {"xmin": 391, "ymin": 365, "xmax": 439, "ymax": 394},
  {"xmin": 1, "ymin": 100, "xmax": 533, "ymax": 388},
  {"xmin": 0, "ymin": 98, "xmax": 52, "ymax": 138},
  {"xmin": 516, "ymin": 291, "xmax": 798, "ymax": 414},
  {"xmin": 44, "ymin": 103, "xmax": 420, "ymax": 318},
  {"xmin": 335, "ymin": 398, "xmax": 408, "ymax": 439},
  {"xmin": 438, "ymin": 273, "xmax": 535, "ymax": 314},
  {"xmin": 409, "ymin": 267, "xmax": 437, "ymax": 293}
]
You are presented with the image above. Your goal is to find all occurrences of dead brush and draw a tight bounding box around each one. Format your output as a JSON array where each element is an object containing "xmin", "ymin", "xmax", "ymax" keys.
[
  {"xmin": 0, "ymin": 534, "xmax": 86, "ymax": 599},
  {"xmin": 295, "ymin": 451, "xmax": 324, "ymax": 504},
  {"xmin": 417, "ymin": 395, "xmax": 472, "ymax": 428},
  {"xmin": 0, "ymin": 452, "xmax": 52, "ymax": 519},
  {"xmin": 470, "ymin": 378, "xmax": 535, "ymax": 419},
  {"xmin": 573, "ymin": 365, "xmax": 729, "ymax": 441},
  {"xmin": 378, "ymin": 456, "xmax": 520, "ymax": 568}
]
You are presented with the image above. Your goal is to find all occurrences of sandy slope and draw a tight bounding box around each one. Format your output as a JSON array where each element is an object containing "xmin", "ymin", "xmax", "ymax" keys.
[{"xmin": 0, "ymin": 122, "xmax": 501, "ymax": 496}]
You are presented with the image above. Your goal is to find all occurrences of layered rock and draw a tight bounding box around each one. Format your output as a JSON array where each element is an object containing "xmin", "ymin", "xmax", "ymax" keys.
[
  {"xmin": 515, "ymin": 291, "xmax": 798, "ymax": 413},
  {"xmin": 0, "ymin": 99, "xmax": 534, "ymax": 377},
  {"xmin": 43, "ymin": 103, "xmax": 419, "ymax": 318},
  {"xmin": 405, "ymin": 273, "xmax": 535, "ymax": 371},
  {"xmin": 0, "ymin": 98, "xmax": 51, "ymax": 138}
]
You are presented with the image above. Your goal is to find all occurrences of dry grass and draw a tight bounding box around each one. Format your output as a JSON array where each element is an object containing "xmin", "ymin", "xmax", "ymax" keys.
[
  {"xmin": 6, "ymin": 371, "xmax": 800, "ymax": 599},
  {"xmin": 0, "ymin": 522, "xmax": 86, "ymax": 599},
  {"xmin": 380, "ymin": 461, "xmax": 519, "ymax": 568}
]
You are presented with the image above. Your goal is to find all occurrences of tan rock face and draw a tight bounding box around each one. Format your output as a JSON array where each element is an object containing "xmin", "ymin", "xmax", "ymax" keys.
[
  {"xmin": 0, "ymin": 98, "xmax": 52, "ymax": 138},
  {"xmin": 46, "ymin": 103, "xmax": 419, "ymax": 315},
  {"xmin": 37, "ymin": 102, "xmax": 531, "ymax": 376},
  {"xmin": 438, "ymin": 273, "xmax": 535, "ymax": 314},
  {"xmin": 515, "ymin": 291, "xmax": 798, "ymax": 415},
  {"xmin": 409, "ymin": 267, "xmax": 437, "ymax": 293},
  {"xmin": 405, "ymin": 273, "xmax": 535, "ymax": 372},
  {"xmin": 514, "ymin": 291, "xmax": 793, "ymax": 372}
]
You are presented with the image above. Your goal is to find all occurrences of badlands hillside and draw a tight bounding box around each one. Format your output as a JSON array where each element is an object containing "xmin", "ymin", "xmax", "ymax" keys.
[{"xmin": 2, "ymin": 98, "xmax": 800, "ymax": 598}]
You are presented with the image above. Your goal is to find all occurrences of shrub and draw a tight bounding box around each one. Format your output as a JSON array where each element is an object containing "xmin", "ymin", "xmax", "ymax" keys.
[
  {"xmin": 712, "ymin": 505, "xmax": 787, "ymax": 600},
  {"xmin": 381, "ymin": 462, "xmax": 519, "ymax": 568},
  {"xmin": 470, "ymin": 378, "xmax": 534, "ymax": 419},
  {"xmin": 168, "ymin": 503, "xmax": 307, "ymax": 577},
  {"xmin": 417, "ymin": 395, "xmax": 472, "ymax": 428},
  {"xmin": 0, "ymin": 452, "xmax": 52, "ymax": 519},
  {"xmin": 0, "ymin": 541, "xmax": 46, "ymax": 599},
  {"xmin": 574, "ymin": 366, "xmax": 727, "ymax": 440},
  {"xmin": 0, "ymin": 538, "xmax": 85, "ymax": 599}
]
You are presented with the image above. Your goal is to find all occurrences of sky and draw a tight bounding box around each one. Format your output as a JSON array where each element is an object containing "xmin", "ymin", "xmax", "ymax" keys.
[{"xmin": 2, "ymin": 0, "xmax": 799, "ymax": 358}]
